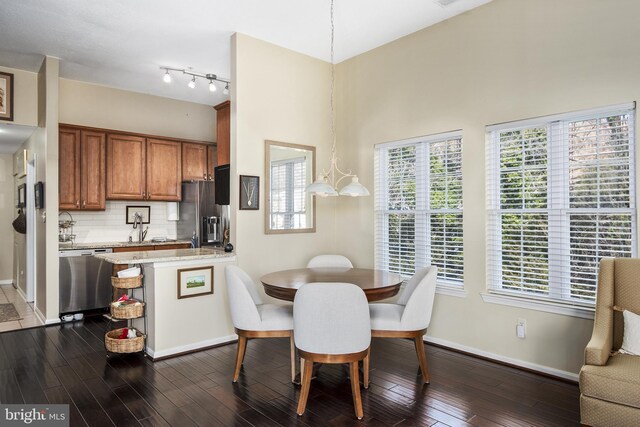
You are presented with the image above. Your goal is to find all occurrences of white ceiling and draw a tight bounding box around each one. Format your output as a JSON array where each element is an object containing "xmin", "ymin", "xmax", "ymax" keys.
[
  {"xmin": 0, "ymin": 0, "xmax": 491, "ymax": 106},
  {"xmin": 0, "ymin": 123, "xmax": 36, "ymax": 154}
]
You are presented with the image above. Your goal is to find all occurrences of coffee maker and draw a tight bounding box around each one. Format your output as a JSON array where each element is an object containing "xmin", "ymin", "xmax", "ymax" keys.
[{"xmin": 202, "ymin": 216, "xmax": 220, "ymax": 245}]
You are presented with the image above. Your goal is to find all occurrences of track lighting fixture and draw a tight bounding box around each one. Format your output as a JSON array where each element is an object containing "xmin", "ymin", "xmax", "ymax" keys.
[{"xmin": 161, "ymin": 67, "xmax": 230, "ymax": 96}]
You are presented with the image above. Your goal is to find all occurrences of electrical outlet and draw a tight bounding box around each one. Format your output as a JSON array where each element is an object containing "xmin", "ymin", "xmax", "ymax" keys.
[{"xmin": 516, "ymin": 318, "xmax": 526, "ymax": 339}]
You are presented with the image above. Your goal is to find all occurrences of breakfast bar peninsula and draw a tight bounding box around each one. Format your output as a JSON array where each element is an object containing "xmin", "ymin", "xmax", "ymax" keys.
[{"xmin": 95, "ymin": 247, "xmax": 237, "ymax": 359}]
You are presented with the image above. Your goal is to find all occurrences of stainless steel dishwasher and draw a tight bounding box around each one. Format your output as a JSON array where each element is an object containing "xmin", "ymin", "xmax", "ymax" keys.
[{"xmin": 59, "ymin": 248, "xmax": 113, "ymax": 314}]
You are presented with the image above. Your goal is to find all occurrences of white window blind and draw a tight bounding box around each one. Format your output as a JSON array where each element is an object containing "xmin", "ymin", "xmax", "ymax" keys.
[
  {"xmin": 486, "ymin": 104, "xmax": 636, "ymax": 304},
  {"xmin": 375, "ymin": 132, "xmax": 464, "ymax": 285},
  {"xmin": 270, "ymin": 157, "xmax": 307, "ymax": 230}
]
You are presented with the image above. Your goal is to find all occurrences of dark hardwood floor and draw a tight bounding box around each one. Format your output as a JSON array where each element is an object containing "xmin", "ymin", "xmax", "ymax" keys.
[{"xmin": 0, "ymin": 316, "xmax": 580, "ymax": 426}]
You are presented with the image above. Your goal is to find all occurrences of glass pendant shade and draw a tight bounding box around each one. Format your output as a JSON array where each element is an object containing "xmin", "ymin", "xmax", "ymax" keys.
[
  {"xmin": 338, "ymin": 176, "xmax": 370, "ymax": 197},
  {"xmin": 306, "ymin": 177, "xmax": 338, "ymax": 197}
]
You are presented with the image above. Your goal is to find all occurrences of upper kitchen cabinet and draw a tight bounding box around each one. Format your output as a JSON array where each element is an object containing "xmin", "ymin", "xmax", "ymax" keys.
[
  {"xmin": 214, "ymin": 101, "xmax": 230, "ymax": 165},
  {"xmin": 59, "ymin": 126, "xmax": 106, "ymax": 210},
  {"xmin": 146, "ymin": 138, "xmax": 182, "ymax": 201},
  {"xmin": 182, "ymin": 142, "xmax": 208, "ymax": 181},
  {"xmin": 207, "ymin": 145, "xmax": 217, "ymax": 179},
  {"xmin": 106, "ymin": 134, "xmax": 146, "ymax": 200},
  {"xmin": 59, "ymin": 127, "xmax": 81, "ymax": 210}
]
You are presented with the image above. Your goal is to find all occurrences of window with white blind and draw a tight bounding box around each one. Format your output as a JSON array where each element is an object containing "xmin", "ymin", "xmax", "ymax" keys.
[
  {"xmin": 269, "ymin": 157, "xmax": 307, "ymax": 230},
  {"xmin": 486, "ymin": 103, "xmax": 636, "ymax": 306},
  {"xmin": 375, "ymin": 132, "xmax": 464, "ymax": 287}
]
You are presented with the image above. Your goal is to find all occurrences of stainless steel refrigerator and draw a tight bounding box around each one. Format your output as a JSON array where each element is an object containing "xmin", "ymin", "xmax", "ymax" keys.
[{"xmin": 177, "ymin": 181, "xmax": 228, "ymax": 247}]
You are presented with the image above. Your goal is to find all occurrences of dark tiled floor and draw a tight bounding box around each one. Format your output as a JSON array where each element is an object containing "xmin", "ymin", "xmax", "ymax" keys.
[{"xmin": 0, "ymin": 316, "xmax": 580, "ymax": 426}]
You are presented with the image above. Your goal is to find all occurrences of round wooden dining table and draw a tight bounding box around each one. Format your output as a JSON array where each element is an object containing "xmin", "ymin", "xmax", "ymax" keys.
[{"xmin": 260, "ymin": 267, "xmax": 403, "ymax": 302}]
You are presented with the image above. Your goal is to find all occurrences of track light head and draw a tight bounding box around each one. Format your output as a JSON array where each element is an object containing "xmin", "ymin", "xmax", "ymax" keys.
[
  {"xmin": 223, "ymin": 83, "xmax": 229, "ymax": 96},
  {"xmin": 209, "ymin": 80, "xmax": 217, "ymax": 92},
  {"xmin": 188, "ymin": 76, "xmax": 196, "ymax": 89},
  {"xmin": 163, "ymin": 70, "xmax": 171, "ymax": 83}
]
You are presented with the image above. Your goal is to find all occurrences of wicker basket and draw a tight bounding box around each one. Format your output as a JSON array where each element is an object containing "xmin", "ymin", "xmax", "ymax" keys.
[
  {"xmin": 111, "ymin": 275, "xmax": 143, "ymax": 289},
  {"xmin": 110, "ymin": 301, "xmax": 144, "ymax": 319},
  {"xmin": 105, "ymin": 328, "xmax": 145, "ymax": 353}
]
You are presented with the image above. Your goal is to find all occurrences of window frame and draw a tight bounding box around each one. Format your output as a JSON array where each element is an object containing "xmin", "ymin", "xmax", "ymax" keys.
[
  {"xmin": 485, "ymin": 103, "xmax": 637, "ymax": 314},
  {"xmin": 375, "ymin": 130, "xmax": 465, "ymax": 293}
]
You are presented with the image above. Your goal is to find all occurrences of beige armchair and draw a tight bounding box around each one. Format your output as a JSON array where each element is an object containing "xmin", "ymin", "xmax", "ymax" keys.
[{"xmin": 579, "ymin": 258, "xmax": 640, "ymax": 427}]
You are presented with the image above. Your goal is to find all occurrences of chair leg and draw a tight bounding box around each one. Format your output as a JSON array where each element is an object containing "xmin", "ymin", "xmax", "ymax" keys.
[
  {"xmin": 296, "ymin": 358, "xmax": 314, "ymax": 416},
  {"xmin": 363, "ymin": 349, "xmax": 370, "ymax": 389},
  {"xmin": 349, "ymin": 361, "xmax": 364, "ymax": 420},
  {"xmin": 290, "ymin": 335, "xmax": 296, "ymax": 384},
  {"xmin": 414, "ymin": 335, "xmax": 430, "ymax": 384},
  {"xmin": 233, "ymin": 336, "xmax": 247, "ymax": 383}
]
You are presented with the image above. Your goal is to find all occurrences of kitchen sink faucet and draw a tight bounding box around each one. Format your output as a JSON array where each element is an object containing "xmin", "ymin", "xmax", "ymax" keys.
[{"xmin": 132, "ymin": 212, "xmax": 148, "ymax": 242}]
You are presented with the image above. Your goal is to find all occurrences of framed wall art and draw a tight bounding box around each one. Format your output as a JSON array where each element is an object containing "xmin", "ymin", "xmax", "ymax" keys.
[
  {"xmin": 177, "ymin": 266, "xmax": 214, "ymax": 299},
  {"xmin": 125, "ymin": 206, "xmax": 150, "ymax": 224},
  {"xmin": 0, "ymin": 72, "xmax": 14, "ymax": 122},
  {"xmin": 239, "ymin": 175, "xmax": 259, "ymax": 210}
]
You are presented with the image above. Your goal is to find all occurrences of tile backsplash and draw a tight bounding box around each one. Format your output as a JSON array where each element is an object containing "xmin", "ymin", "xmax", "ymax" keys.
[{"xmin": 65, "ymin": 201, "xmax": 178, "ymax": 243}]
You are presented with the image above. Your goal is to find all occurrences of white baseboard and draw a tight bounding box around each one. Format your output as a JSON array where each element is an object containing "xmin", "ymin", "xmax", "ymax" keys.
[
  {"xmin": 34, "ymin": 307, "xmax": 61, "ymax": 325},
  {"xmin": 424, "ymin": 335, "xmax": 579, "ymax": 382},
  {"xmin": 0, "ymin": 279, "xmax": 13, "ymax": 285},
  {"xmin": 147, "ymin": 334, "xmax": 238, "ymax": 359}
]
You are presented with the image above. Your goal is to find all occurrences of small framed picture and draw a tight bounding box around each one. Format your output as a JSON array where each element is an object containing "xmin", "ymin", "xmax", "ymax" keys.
[
  {"xmin": 0, "ymin": 72, "xmax": 14, "ymax": 122},
  {"xmin": 17, "ymin": 183, "xmax": 26, "ymax": 208},
  {"xmin": 177, "ymin": 266, "xmax": 214, "ymax": 299},
  {"xmin": 239, "ymin": 175, "xmax": 259, "ymax": 210},
  {"xmin": 34, "ymin": 181, "xmax": 44, "ymax": 209},
  {"xmin": 126, "ymin": 206, "xmax": 150, "ymax": 224}
]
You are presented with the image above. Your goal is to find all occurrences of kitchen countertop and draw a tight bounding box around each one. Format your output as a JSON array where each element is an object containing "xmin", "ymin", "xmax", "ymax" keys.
[
  {"xmin": 59, "ymin": 240, "xmax": 192, "ymax": 250},
  {"xmin": 93, "ymin": 247, "xmax": 235, "ymax": 264}
]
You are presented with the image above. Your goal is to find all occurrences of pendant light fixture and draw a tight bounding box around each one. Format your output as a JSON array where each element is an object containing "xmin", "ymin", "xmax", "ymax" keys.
[{"xmin": 306, "ymin": 0, "xmax": 369, "ymax": 198}]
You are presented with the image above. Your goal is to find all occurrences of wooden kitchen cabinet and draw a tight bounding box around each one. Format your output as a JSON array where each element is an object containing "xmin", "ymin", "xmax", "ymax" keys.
[
  {"xmin": 81, "ymin": 130, "xmax": 106, "ymax": 210},
  {"xmin": 214, "ymin": 100, "xmax": 230, "ymax": 165},
  {"xmin": 146, "ymin": 138, "xmax": 182, "ymax": 201},
  {"xmin": 59, "ymin": 127, "xmax": 106, "ymax": 210},
  {"xmin": 106, "ymin": 134, "xmax": 146, "ymax": 200},
  {"xmin": 182, "ymin": 142, "xmax": 208, "ymax": 181},
  {"xmin": 207, "ymin": 145, "xmax": 216, "ymax": 179},
  {"xmin": 59, "ymin": 127, "xmax": 81, "ymax": 210}
]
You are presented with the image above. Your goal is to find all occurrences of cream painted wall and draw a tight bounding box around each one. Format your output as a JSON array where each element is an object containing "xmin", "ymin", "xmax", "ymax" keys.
[
  {"xmin": 334, "ymin": 0, "xmax": 640, "ymax": 376},
  {"xmin": 139, "ymin": 257, "xmax": 237, "ymax": 358},
  {"xmin": 0, "ymin": 66, "xmax": 37, "ymax": 126},
  {"xmin": 232, "ymin": 33, "xmax": 337, "ymax": 288},
  {"xmin": 0, "ymin": 154, "xmax": 14, "ymax": 281},
  {"xmin": 15, "ymin": 56, "xmax": 60, "ymax": 321},
  {"xmin": 59, "ymin": 79, "xmax": 215, "ymax": 142}
]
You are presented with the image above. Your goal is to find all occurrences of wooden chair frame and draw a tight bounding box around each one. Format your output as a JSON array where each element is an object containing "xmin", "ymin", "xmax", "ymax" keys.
[
  {"xmin": 296, "ymin": 348, "xmax": 370, "ymax": 420},
  {"xmin": 371, "ymin": 328, "xmax": 429, "ymax": 383},
  {"xmin": 233, "ymin": 328, "xmax": 296, "ymax": 383}
]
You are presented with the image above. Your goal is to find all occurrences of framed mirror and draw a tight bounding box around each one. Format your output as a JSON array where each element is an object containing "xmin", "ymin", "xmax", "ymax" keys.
[{"xmin": 265, "ymin": 140, "xmax": 316, "ymax": 234}]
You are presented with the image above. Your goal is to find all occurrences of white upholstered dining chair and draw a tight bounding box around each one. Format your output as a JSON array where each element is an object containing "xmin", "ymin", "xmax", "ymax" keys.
[
  {"xmin": 306, "ymin": 254, "xmax": 354, "ymax": 268},
  {"xmin": 369, "ymin": 266, "xmax": 438, "ymax": 383},
  {"xmin": 225, "ymin": 265, "xmax": 295, "ymax": 383},
  {"xmin": 294, "ymin": 282, "xmax": 371, "ymax": 420}
]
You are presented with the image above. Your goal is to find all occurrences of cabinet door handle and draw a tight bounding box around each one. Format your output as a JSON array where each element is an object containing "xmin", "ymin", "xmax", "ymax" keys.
[
  {"xmin": 82, "ymin": 200, "xmax": 86, "ymax": 208},
  {"xmin": 203, "ymin": 173, "xmax": 207, "ymax": 179},
  {"xmin": 76, "ymin": 200, "xmax": 79, "ymax": 207}
]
